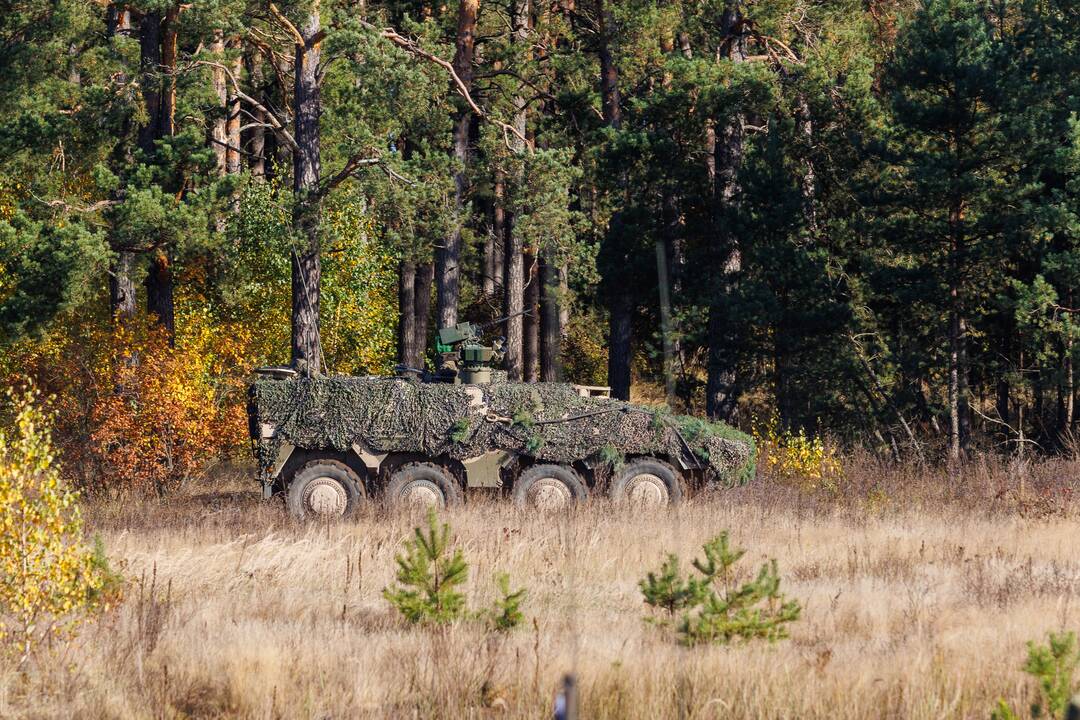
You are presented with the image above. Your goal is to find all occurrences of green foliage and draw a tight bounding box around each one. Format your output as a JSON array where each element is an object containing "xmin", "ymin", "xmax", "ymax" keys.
[
  {"xmin": 384, "ymin": 510, "xmax": 527, "ymax": 631},
  {"xmin": 489, "ymin": 572, "xmax": 526, "ymax": 631},
  {"xmin": 993, "ymin": 632, "xmax": 1080, "ymax": 720},
  {"xmin": 640, "ymin": 532, "xmax": 801, "ymax": 646},
  {"xmin": 449, "ymin": 418, "xmax": 471, "ymax": 443},
  {"xmin": 383, "ymin": 509, "xmax": 468, "ymax": 625}
]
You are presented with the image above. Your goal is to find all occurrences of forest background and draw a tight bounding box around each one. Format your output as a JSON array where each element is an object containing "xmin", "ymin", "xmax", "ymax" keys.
[{"xmin": 2, "ymin": 0, "xmax": 1080, "ymax": 493}]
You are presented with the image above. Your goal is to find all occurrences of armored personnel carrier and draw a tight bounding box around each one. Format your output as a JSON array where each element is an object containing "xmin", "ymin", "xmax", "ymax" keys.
[{"xmin": 248, "ymin": 320, "xmax": 754, "ymax": 519}]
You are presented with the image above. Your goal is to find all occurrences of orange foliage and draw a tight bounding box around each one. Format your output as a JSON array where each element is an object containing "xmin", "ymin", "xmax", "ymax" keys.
[{"xmin": 3, "ymin": 311, "xmax": 247, "ymax": 496}]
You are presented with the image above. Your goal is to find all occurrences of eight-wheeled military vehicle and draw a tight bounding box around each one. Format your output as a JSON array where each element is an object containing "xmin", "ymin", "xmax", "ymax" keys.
[{"xmin": 248, "ymin": 320, "xmax": 754, "ymax": 519}]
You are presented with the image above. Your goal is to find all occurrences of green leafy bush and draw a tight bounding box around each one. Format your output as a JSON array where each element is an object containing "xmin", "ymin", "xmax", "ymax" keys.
[
  {"xmin": 993, "ymin": 631, "xmax": 1080, "ymax": 719},
  {"xmin": 384, "ymin": 510, "xmax": 525, "ymax": 630},
  {"xmin": 640, "ymin": 532, "xmax": 800, "ymax": 646}
]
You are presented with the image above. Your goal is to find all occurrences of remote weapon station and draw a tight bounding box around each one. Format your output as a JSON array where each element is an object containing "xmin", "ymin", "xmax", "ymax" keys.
[{"xmin": 248, "ymin": 315, "xmax": 754, "ymax": 519}]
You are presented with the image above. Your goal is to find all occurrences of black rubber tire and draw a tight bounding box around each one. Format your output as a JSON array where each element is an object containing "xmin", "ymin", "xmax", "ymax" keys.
[
  {"xmin": 286, "ymin": 459, "xmax": 365, "ymax": 520},
  {"xmin": 384, "ymin": 462, "xmax": 463, "ymax": 510},
  {"xmin": 609, "ymin": 458, "xmax": 684, "ymax": 508},
  {"xmin": 512, "ymin": 464, "xmax": 587, "ymax": 511}
]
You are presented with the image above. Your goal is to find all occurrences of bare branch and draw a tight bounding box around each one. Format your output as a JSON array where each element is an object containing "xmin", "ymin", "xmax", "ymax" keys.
[
  {"xmin": 31, "ymin": 193, "xmax": 115, "ymax": 213},
  {"xmin": 364, "ymin": 22, "xmax": 530, "ymax": 149},
  {"xmin": 196, "ymin": 60, "xmax": 298, "ymax": 152},
  {"xmin": 268, "ymin": 3, "xmax": 305, "ymax": 47}
]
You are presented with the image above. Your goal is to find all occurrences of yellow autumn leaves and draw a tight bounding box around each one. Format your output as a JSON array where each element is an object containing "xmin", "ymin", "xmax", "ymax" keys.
[{"xmin": 0, "ymin": 388, "xmax": 113, "ymax": 665}]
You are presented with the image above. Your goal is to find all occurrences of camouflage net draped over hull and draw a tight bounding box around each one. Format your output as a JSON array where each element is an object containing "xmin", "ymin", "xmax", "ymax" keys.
[{"xmin": 251, "ymin": 377, "xmax": 755, "ymax": 483}]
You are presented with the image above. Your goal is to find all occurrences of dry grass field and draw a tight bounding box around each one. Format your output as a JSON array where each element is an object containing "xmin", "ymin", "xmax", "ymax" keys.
[{"xmin": 4, "ymin": 456, "xmax": 1080, "ymax": 719}]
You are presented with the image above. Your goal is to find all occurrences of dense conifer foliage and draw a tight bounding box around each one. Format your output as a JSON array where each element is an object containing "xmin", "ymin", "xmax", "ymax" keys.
[{"xmin": 2, "ymin": 0, "xmax": 1080, "ymax": 474}]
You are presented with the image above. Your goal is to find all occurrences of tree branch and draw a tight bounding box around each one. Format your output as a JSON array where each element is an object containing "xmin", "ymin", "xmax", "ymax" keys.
[
  {"xmin": 196, "ymin": 60, "xmax": 298, "ymax": 152},
  {"xmin": 268, "ymin": 3, "xmax": 305, "ymax": 47},
  {"xmin": 363, "ymin": 21, "xmax": 530, "ymax": 149}
]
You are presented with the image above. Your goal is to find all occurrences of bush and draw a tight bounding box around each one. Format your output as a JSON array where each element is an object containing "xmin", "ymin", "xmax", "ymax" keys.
[
  {"xmin": 384, "ymin": 509, "xmax": 526, "ymax": 630},
  {"xmin": 640, "ymin": 532, "xmax": 800, "ymax": 646},
  {"xmin": 753, "ymin": 413, "xmax": 843, "ymax": 492},
  {"xmin": 993, "ymin": 631, "xmax": 1080, "ymax": 719},
  {"xmin": 0, "ymin": 388, "xmax": 114, "ymax": 665},
  {"xmin": 2, "ymin": 312, "xmax": 246, "ymax": 496}
]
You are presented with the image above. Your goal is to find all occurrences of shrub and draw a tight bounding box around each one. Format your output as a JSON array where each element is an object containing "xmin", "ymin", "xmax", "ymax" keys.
[
  {"xmin": 993, "ymin": 631, "xmax": 1080, "ymax": 719},
  {"xmin": 2, "ymin": 312, "xmax": 246, "ymax": 496},
  {"xmin": 0, "ymin": 388, "xmax": 114, "ymax": 665},
  {"xmin": 384, "ymin": 510, "xmax": 526, "ymax": 630},
  {"xmin": 753, "ymin": 413, "xmax": 843, "ymax": 492},
  {"xmin": 640, "ymin": 532, "xmax": 801, "ymax": 646}
]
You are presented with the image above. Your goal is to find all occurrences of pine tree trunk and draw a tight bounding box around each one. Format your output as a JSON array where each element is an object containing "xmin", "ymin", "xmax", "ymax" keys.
[
  {"xmin": 705, "ymin": 2, "xmax": 745, "ymax": 421},
  {"xmin": 247, "ymin": 56, "xmax": 266, "ymax": 178},
  {"xmin": 598, "ymin": 0, "xmax": 632, "ymax": 400},
  {"xmin": 226, "ymin": 39, "xmax": 242, "ymax": 175},
  {"xmin": 399, "ymin": 260, "xmax": 417, "ymax": 367},
  {"xmin": 110, "ymin": 250, "xmax": 137, "ymax": 320},
  {"xmin": 523, "ymin": 246, "xmax": 539, "ymax": 382},
  {"xmin": 436, "ymin": 0, "xmax": 480, "ymax": 329},
  {"xmin": 540, "ymin": 255, "xmax": 561, "ymax": 381},
  {"xmin": 145, "ymin": 252, "xmax": 174, "ymax": 339},
  {"xmin": 503, "ymin": 0, "xmax": 530, "ymax": 379},
  {"xmin": 211, "ymin": 32, "xmax": 228, "ymax": 176},
  {"xmin": 504, "ymin": 215, "xmax": 524, "ymax": 381},
  {"xmin": 414, "ymin": 261, "xmax": 434, "ymax": 363},
  {"xmin": 291, "ymin": 10, "xmax": 322, "ymax": 370},
  {"xmin": 492, "ymin": 171, "xmax": 506, "ymax": 299}
]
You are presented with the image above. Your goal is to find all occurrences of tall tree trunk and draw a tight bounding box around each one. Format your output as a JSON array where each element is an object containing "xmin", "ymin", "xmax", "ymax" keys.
[
  {"xmin": 523, "ymin": 246, "xmax": 540, "ymax": 381},
  {"xmin": 414, "ymin": 262, "xmax": 434, "ymax": 363},
  {"xmin": 110, "ymin": 251, "xmax": 137, "ymax": 320},
  {"xmin": 399, "ymin": 260, "xmax": 418, "ymax": 367},
  {"xmin": 504, "ymin": 216, "xmax": 524, "ymax": 380},
  {"xmin": 436, "ymin": 0, "xmax": 480, "ymax": 328},
  {"xmin": 138, "ymin": 6, "xmax": 176, "ymax": 341},
  {"xmin": 705, "ymin": 1, "xmax": 746, "ymax": 421},
  {"xmin": 503, "ymin": 0, "xmax": 531, "ymax": 380},
  {"xmin": 947, "ymin": 202, "xmax": 967, "ymax": 463},
  {"xmin": 226, "ymin": 38, "xmax": 242, "ymax": 175},
  {"xmin": 291, "ymin": 10, "xmax": 323, "ymax": 370},
  {"xmin": 247, "ymin": 55, "xmax": 267, "ymax": 177},
  {"xmin": 210, "ymin": 32, "xmax": 228, "ymax": 176},
  {"xmin": 540, "ymin": 255, "xmax": 561, "ymax": 381},
  {"xmin": 598, "ymin": 0, "xmax": 631, "ymax": 400},
  {"xmin": 491, "ymin": 170, "xmax": 506, "ymax": 299}
]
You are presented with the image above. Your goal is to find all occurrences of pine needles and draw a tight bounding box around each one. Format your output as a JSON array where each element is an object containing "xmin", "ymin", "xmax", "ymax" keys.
[{"xmin": 640, "ymin": 531, "xmax": 800, "ymax": 646}]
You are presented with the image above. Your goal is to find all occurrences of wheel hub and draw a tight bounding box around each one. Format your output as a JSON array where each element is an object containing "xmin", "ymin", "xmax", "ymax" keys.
[
  {"xmin": 305, "ymin": 477, "xmax": 348, "ymax": 516},
  {"xmin": 528, "ymin": 477, "xmax": 572, "ymax": 511},
  {"xmin": 625, "ymin": 473, "xmax": 668, "ymax": 508},
  {"xmin": 401, "ymin": 481, "xmax": 443, "ymax": 508}
]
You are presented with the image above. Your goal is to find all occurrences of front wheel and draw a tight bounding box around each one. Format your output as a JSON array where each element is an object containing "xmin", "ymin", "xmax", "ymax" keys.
[
  {"xmin": 513, "ymin": 464, "xmax": 587, "ymax": 512},
  {"xmin": 286, "ymin": 459, "xmax": 365, "ymax": 520}
]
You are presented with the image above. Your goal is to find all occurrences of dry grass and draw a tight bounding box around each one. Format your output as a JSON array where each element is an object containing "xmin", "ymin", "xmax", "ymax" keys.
[{"xmin": 4, "ymin": 456, "xmax": 1080, "ymax": 719}]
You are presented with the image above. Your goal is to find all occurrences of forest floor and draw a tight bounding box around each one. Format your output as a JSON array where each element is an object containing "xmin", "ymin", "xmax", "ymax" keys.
[{"xmin": 5, "ymin": 457, "xmax": 1080, "ymax": 719}]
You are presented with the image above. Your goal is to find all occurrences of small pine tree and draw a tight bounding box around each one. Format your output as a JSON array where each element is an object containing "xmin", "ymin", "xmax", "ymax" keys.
[
  {"xmin": 489, "ymin": 572, "xmax": 526, "ymax": 631},
  {"xmin": 640, "ymin": 532, "xmax": 801, "ymax": 646},
  {"xmin": 993, "ymin": 631, "xmax": 1080, "ymax": 720},
  {"xmin": 383, "ymin": 509, "xmax": 468, "ymax": 624}
]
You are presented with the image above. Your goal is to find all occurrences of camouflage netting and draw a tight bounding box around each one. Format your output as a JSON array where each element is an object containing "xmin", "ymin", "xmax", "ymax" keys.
[{"xmin": 250, "ymin": 377, "xmax": 755, "ymax": 483}]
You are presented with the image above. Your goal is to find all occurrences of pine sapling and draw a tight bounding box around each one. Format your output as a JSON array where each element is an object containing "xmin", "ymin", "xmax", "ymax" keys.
[
  {"xmin": 993, "ymin": 631, "xmax": 1080, "ymax": 719},
  {"xmin": 383, "ymin": 509, "xmax": 468, "ymax": 624},
  {"xmin": 489, "ymin": 572, "xmax": 526, "ymax": 631},
  {"xmin": 640, "ymin": 531, "xmax": 801, "ymax": 646}
]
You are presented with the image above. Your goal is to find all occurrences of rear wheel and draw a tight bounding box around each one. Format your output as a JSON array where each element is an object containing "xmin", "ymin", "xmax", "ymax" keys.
[
  {"xmin": 286, "ymin": 459, "xmax": 365, "ymax": 520},
  {"xmin": 513, "ymin": 464, "xmax": 587, "ymax": 512},
  {"xmin": 609, "ymin": 458, "xmax": 683, "ymax": 509},
  {"xmin": 384, "ymin": 462, "xmax": 462, "ymax": 510}
]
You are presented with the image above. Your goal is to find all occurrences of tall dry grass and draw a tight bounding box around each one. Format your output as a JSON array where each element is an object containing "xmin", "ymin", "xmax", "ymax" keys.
[{"xmin": 3, "ymin": 455, "xmax": 1080, "ymax": 719}]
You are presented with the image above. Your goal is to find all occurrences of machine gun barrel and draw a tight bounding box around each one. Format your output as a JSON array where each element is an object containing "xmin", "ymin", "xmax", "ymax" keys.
[{"xmin": 477, "ymin": 309, "xmax": 531, "ymax": 332}]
